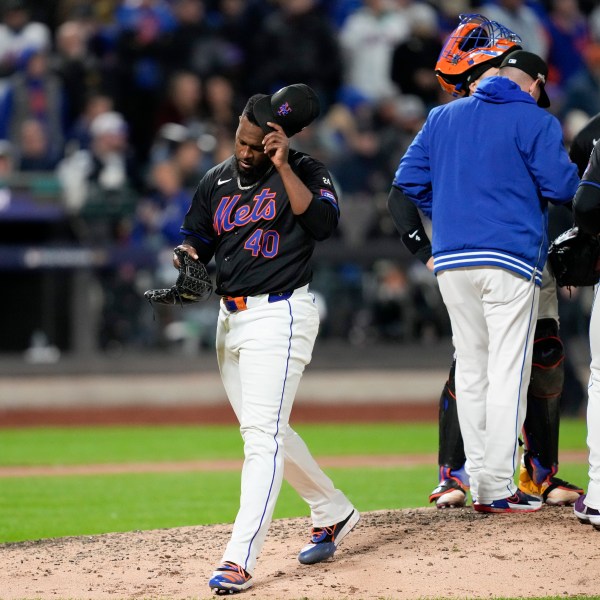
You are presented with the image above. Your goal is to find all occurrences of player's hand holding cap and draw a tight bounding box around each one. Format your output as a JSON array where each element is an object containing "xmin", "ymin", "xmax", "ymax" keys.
[
  {"xmin": 499, "ymin": 50, "xmax": 550, "ymax": 107},
  {"xmin": 253, "ymin": 84, "xmax": 320, "ymax": 138}
]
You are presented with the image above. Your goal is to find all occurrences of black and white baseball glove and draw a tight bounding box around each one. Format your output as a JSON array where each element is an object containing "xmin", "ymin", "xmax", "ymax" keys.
[
  {"xmin": 547, "ymin": 226, "xmax": 600, "ymax": 288},
  {"xmin": 144, "ymin": 248, "xmax": 213, "ymax": 305}
]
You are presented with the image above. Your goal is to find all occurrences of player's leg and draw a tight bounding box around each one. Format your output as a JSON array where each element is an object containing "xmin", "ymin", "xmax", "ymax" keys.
[
  {"xmin": 575, "ymin": 285, "xmax": 600, "ymax": 528},
  {"xmin": 518, "ymin": 268, "xmax": 584, "ymax": 505},
  {"xmin": 216, "ymin": 306, "xmax": 243, "ymax": 420},
  {"xmin": 283, "ymin": 428, "xmax": 355, "ymax": 529},
  {"xmin": 437, "ymin": 269, "xmax": 490, "ymax": 505},
  {"xmin": 209, "ymin": 308, "xmax": 255, "ymax": 594},
  {"xmin": 440, "ymin": 267, "xmax": 540, "ymax": 508},
  {"xmin": 212, "ymin": 294, "xmax": 319, "ymax": 582},
  {"xmin": 428, "ymin": 358, "xmax": 470, "ymax": 508},
  {"xmin": 477, "ymin": 268, "xmax": 539, "ymax": 506},
  {"xmin": 283, "ymin": 428, "xmax": 359, "ymax": 564},
  {"xmin": 280, "ymin": 291, "xmax": 358, "ymax": 564}
]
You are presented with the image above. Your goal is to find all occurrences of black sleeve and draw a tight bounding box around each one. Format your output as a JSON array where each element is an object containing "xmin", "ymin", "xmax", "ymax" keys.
[
  {"xmin": 294, "ymin": 153, "xmax": 340, "ymax": 241},
  {"xmin": 298, "ymin": 197, "xmax": 339, "ymax": 241},
  {"xmin": 570, "ymin": 141, "xmax": 592, "ymax": 179},
  {"xmin": 183, "ymin": 235, "xmax": 214, "ymax": 264},
  {"xmin": 570, "ymin": 113, "xmax": 600, "ymax": 178},
  {"xmin": 180, "ymin": 178, "xmax": 217, "ymax": 263},
  {"xmin": 574, "ymin": 142, "xmax": 600, "ymax": 236},
  {"xmin": 387, "ymin": 184, "xmax": 432, "ymax": 265}
]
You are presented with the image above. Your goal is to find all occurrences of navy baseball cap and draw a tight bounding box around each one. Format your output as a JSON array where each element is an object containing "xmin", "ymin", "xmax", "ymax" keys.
[
  {"xmin": 499, "ymin": 50, "xmax": 550, "ymax": 108},
  {"xmin": 253, "ymin": 84, "xmax": 320, "ymax": 138}
]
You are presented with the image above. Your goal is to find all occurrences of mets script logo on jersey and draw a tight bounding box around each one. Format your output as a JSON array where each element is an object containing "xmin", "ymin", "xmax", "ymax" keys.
[
  {"xmin": 277, "ymin": 102, "xmax": 292, "ymax": 116},
  {"xmin": 213, "ymin": 189, "xmax": 276, "ymax": 235}
]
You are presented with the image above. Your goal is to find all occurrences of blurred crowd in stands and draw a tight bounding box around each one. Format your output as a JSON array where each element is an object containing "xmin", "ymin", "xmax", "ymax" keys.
[{"xmin": 0, "ymin": 0, "xmax": 598, "ymax": 359}]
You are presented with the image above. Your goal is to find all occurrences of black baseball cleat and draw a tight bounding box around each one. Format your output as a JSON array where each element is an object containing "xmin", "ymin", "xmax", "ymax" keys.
[{"xmin": 429, "ymin": 478, "xmax": 468, "ymax": 508}]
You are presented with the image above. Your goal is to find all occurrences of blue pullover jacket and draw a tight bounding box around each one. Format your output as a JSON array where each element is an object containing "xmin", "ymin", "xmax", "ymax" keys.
[{"xmin": 393, "ymin": 75, "xmax": 579, "ymax": 286}]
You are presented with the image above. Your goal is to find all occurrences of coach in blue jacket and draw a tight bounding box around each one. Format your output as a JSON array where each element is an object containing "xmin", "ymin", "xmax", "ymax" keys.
[{"xmin": 392, "ymin": 51, "xmax": 579, "ymax": 513}]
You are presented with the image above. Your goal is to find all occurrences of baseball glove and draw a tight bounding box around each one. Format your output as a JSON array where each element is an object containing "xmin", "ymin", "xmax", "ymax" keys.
[
  {"xmin": 144, "ymin": 248, "xmax": 212, "ymax": 306},
  {"xmin": 547, "ymin": 226, "xmax": 600, "ymax": 288}
]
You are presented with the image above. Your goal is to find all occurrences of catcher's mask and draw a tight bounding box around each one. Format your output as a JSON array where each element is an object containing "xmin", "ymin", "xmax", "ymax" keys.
[{"xmin": 435, "ymin": 14, "xmax": 522, "ymax": 98}]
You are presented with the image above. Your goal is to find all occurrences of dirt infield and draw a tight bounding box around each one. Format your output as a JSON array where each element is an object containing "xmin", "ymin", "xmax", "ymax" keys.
[
  {"xmin": 1, "ymin": 506, "xmax": 600, "ymax": 599},
  {"xmin": 1, "ymin": 369, "xmax": 597, "ymax": 600},
  {"xmin": 0, "ymin": 450, "xmax": 589, "ymax": 478},
  {"xmin": 0, "ymin": 400, "xmax": 438, "ymax": 427}
]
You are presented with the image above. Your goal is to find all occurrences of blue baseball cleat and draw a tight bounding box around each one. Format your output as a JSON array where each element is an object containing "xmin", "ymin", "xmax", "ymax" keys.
[
  {"xmin": 298, "ymin": 509, "xmax": 360, "ymax": 565},
  {"xmin": 474, "ymin": 489, "xmax": 542, "ymax": 513},
  {"xmin": 208, "ymin": 561, "xmax": 252, "ymax": 595}
]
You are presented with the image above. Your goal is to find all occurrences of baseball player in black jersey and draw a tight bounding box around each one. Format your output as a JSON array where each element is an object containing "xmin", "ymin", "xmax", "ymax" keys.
[
  {"xmin": 572, "ymin": 126, "xmax": 600, "ymax": 530},
  {"xmin": 570, "ymin": 112, "xmax": 600, "ymax": 178},
  {"xmin": 175, "ymin": 84, "xmax": 358, "ymax": 595},
  {"xmin": 387, "ymin": 14, "xmax": 584, "ymax": 509}
]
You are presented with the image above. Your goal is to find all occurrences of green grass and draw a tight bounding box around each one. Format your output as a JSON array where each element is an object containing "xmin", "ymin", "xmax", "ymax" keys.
[
  {"xmin": 0, "ymin": 419, "xmax": 589, "ymax": 543},
  {"xmin": 0, "ymin": 418, "xmax": 586, "ymax": 466},
  {"xmin": 0, "ymin": 422, "xmax": 443, "ymax": 466}
]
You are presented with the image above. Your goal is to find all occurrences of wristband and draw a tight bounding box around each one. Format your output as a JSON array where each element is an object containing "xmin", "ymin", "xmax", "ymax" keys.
[{"xmin": 401, "ymin": 224, "xmax": 431, "ymax": 256}]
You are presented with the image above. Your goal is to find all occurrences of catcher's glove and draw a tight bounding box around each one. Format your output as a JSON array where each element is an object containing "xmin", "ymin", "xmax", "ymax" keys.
[
  {"xmin": 547, "ymin": 226, "xmax": 600, "ymax": 288},
  {"xmin": 144, "ymin": 248, "xmax": 212, "ymax": 306}
]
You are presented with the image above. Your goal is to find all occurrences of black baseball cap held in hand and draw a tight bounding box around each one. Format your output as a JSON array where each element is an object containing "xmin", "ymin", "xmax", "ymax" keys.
[
  {"xmin": 499, "ymin": 50, "xmax": 550, "ymax": 108},
  {"xmin": 253, "ymin": 84, "xmax": 320, "ymax": 137}
]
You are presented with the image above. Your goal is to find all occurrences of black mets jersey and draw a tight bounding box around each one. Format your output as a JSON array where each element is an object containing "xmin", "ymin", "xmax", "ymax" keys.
[
  {"xmin": 180, "ymin": 149, "xmax": 340, "ymax": 297},
  {"xmin": 570, "ymin": 112, "xmax": 600, "ymax": 177},
  {"xmin": 574, "ymin": 138, "xmax": 600, "ymax": 236}
]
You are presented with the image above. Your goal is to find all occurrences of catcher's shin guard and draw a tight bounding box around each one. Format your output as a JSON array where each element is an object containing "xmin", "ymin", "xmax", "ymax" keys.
[
  {"xmin": 429, "ymin": 359, "xmax": 469, "ymax": 507},
  {"xmin": 437, "ymin": 359, "xmax": 466, "ymax": 472},
  {"xmin": 521, "ymin": 318, "xmax": 564, "ymax": 486},
  {"xmin": 519, "ymin": 319, "xmax": 584, "ymax": 504}
]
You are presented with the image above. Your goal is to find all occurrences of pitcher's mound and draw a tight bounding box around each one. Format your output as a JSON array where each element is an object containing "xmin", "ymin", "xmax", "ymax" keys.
[{"xmin": 1, "ymin": 507, "xmax": 599, "ymax": 599}]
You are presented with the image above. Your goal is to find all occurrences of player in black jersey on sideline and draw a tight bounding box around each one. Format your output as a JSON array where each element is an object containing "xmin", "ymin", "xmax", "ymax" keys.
[{"xmin": 175, "ymin": 84, "xmax": 358, "ymax": 595}]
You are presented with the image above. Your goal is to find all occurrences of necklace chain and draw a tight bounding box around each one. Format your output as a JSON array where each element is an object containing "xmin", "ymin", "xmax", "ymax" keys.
[
  {"xmin": 236, "ymin": 166, "xmax": 274, "ymax": 191},
  {"xmin": 236, "ymin": 177, "xmax": 258, "ymax": 191}
]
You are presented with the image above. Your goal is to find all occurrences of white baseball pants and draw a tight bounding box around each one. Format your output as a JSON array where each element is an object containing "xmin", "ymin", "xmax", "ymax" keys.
[
  {"xmin": 215, "ymin": 285, "xmax": 354, "ymax": 574},
  {"xmin": 586, "ymin": 285, "xmax": 600, "ymax": 510},
  {"xmin": 437, "ymin": 267, "xmax": 539, "ymax": 504}
]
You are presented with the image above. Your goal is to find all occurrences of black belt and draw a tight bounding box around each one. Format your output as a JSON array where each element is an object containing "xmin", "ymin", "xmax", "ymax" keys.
[{"xmin": 222, "ymin": 291, "xmax": 294, "ymax": 313}]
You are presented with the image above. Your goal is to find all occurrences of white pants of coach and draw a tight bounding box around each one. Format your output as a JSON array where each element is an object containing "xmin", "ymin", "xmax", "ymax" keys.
[
  {"xmin": 215, "ymin": 285, "xmax": 353, "ymax": 575},
  {"xmin": 437, "ymin": 267, "xmax": 539, "ymax": 504},
  {"xmin": 586, "ymin": 285, "xmax": 600, "ymax": 511}
]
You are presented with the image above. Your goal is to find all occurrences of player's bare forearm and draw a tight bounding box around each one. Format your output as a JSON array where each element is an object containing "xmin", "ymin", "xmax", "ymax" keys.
[{"xmin": 263, "ymin": 121, "xmax": 312, "ymax": 214}]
